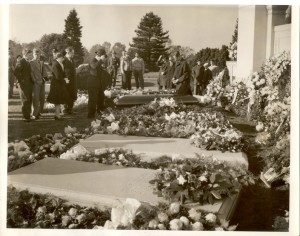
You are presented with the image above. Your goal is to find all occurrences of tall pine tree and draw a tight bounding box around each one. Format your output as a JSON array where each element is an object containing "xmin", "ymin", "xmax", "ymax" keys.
[
  {"xmin": 63, "ymin": 9, "xmax": 84, "ymax": 66},
  {"xmin": 130, "ymin": 12, "xmax": 169, "ymax": 71},
  {"xmin": 230, "ymin": 18, "xmax": 238, "ymax": 46}
]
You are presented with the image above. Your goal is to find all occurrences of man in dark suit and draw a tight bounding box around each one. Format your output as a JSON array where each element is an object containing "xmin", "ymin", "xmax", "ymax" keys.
[
  {"xmin": 63, "ymin": 47, "xmax": 77, "ymax": 114},
  {"xmin": 14, "ymin": 48, "xmax": 34, "ymax": 122},
  {"xmin": 202, "ymin": 62, "xmax": 213, "ymax": 94},
  {"xmin": 87, "ymin": 48, "xmax": 106, "ymax": 119},
  {"xmin": 172, "ymin": 51, "xmax": 192, "ymax": 96},
  {"xmin": 192, "ymin": 59, "xmax": 205, "ymax": 95},
  {"xmin": 108, "ymin": 51, "xmax": 120, "ymax": 87}
]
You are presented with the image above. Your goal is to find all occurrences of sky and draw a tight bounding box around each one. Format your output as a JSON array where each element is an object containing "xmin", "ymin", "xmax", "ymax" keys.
[{"xmin": 9, "ymin": 5, "xmax": 238, "ymax": 52}]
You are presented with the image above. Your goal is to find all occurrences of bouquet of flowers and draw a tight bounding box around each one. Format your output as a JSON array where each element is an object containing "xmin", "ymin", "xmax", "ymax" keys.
[{"xmin": 150, "ymin": 157, "xmax": 254, "ymax": 205}]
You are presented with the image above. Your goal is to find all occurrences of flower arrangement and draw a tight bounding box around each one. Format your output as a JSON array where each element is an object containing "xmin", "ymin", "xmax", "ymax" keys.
[
  {"xmin": 89, "ymin": 98, "xmax": 243, "ymax": 152},
  {"xmin": 44, "ymin": 91, "xmax": 89, "ymax": 112},
  {"xmin": 8, "ymin": 128, "xmax": 88, "ymax": 172},
  {"xmin": 7, "ymin": 186, "xmax": 238, "ymax": 231},
  {"xmin": 7, "ymin": 186, "xmax": 110, "ymax": 228},
  {"xmin": 104, "ymin": 88, "xmax": 176, "ymax": 104},
  {"xmin": 101, "ymin": 200, "xmax": 238, "ymax": 230},
  {"xmin": 150, "ymin": 156, "xmax": 254, "ymax": 205}
]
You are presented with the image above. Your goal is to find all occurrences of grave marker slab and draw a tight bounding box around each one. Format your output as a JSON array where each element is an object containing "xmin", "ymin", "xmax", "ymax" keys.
[
  {"xmin": 115, "ymin": 94, "xmax": 199, "ymax": 107},
  {"xmin": 8, "ymin": 158, "xmax": 238, "ymax": 220},
  {"xmin": 80, "ymin": 134, "xmax": 248, "ymax": 168}
]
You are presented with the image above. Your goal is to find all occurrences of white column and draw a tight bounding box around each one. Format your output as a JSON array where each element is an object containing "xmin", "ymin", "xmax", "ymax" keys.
[
  {"xmin": 236, "ymin": 5, "xmax": 268, "ymax": 82},
  {"xmin": 266, "ymin": 6, "xmax": 274, "ymax": 58}
]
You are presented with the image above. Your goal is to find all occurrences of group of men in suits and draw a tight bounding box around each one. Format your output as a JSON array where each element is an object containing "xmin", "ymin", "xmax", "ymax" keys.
[
  {"xmin": 192, "ymin": 59, "xmax": 221, "ymax": 95},
  {"xmin": 12, "ymin": 47, "xmax": 77, "ymax": 122}
]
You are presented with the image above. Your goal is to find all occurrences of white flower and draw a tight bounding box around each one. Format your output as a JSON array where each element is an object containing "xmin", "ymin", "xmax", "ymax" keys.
[
  {"xmin": 104, "ymin": 90, "xmax": 112, "ymax": 98},
  {"xmin": 68, "ymin": 208, "xmax": 78, "ymax": 219},
  {"xmin": 188, "ymin": 208, "xmax": 201, "ymax": 221},
  {"xmin": 157, "ymin": 212, "xmax": 169, "ymax": 223},
  {"xmin": 191, "ymin": 221, "xmax": 204, "ymax": 231},
  {"xmin": 94, "ymin": 149, "xmax": 107, "ymax": 155},
  {"xmin": 118, "ymin": 154, "xmax": 125, "ymax": 161},
  {"xmin": 256, "ymin": 122, "xmax": 264, "ymax": 132},
  {"xmin": 215, "ymin": 227, "xmax": 224, "ymax": 231},
  {"xmin": 37, "ymin": 206, "xmax": 47, "ymax": 214},
  {"xmin": 111, "ymin": 198, "xmax": 141, "ymax": 228},
  {"xmin": 107, "ymin": 122, "xmax": 119, "ymax": 133},
  {"xmin": 205, "ymin": 213, "xmax": 217, "ymax": 223},
  {"xmin": 76, "ymin": 213, "xmax": 87, "ymax": 224},
  {"xmin": 179, "ymin": 216, "xmax": 190, "ymax": 227},
  {"xmin": 169, "ymin": 218, "xmax": 183, "ymax": 230},
  {"xmin": 73, "ymin": 144, "xmax": 88, "ymax": 156},
  {"xmin": 177, "ymin": 175, "xmax": 187, "ymax": 185},
  {"xmin": 199, "ymin": 175, "xmax": 207, "ymax": 182},
  {"xmin": 105, "ymin": 114, "xmax": 115, "ymax": 122},
  {"xmin": 61, "ymin": 215, "xmax": 71, "ymax": 227},
  {"xmin": 64, "ymin": 125, "xmax": 77, "ymax": 135},
  {"xmin": 158, "ymin": 223, "xmax": 166, "ymax": 230},
  {"xmin": 148, "ymin": 219, "xmax": 158, "ymax": 229},
  {"xmin": 169, "ymin": 202, "xmax": 181, "ymax": 215}
]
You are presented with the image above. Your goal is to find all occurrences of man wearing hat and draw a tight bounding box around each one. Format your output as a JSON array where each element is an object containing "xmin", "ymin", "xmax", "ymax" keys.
[
  {"xmin": 108, "ymin": 51, "xmax": 120, "ymax": 87},
  {"xmin": 192, "ymin": 59, "xmax": 205, "ymax": 95},
  {"xmin": 87, "ymin": 48, "xmax": 106, "ymax": 118},
  {"xmin": 14, "ymin": 48, "xmax": 34, "ymax": 122},
  {"xmin": 202, "ymin": 62, "xmax": 213, "ymax": 93},
  {"xmin": 172, "ymin": 51, "xmax": 192, "ymax": 95}
]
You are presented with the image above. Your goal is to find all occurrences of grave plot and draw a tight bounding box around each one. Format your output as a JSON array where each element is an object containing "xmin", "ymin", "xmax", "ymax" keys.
[
  {"xmin": 8, "ymin": 157, "xmax": 240, "ymax": 221},
  {"xmin": 80, "ymin": 134, "xmax": 248, "ymax": 168},
  {"xmin": 115, "ymin": 94, "xmax": 199, "ymax": 107}
]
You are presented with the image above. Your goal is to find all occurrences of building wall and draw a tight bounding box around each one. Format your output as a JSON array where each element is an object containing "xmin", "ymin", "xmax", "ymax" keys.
[{"xmin": 274, "ymin": 24, "xmax": 291, "ymax": 54}]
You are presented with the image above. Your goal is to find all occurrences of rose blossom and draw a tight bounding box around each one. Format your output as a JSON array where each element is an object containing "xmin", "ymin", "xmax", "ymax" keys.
[
  {"xmin": 148, "ymin": 219, "xmax": 158, "ymax": 229},
  {"xmin": 37, "ymin": 206, "xmax": 47, "ymax": 214},
  {"xmin": 158, "ymin": 223, "xmax": 166, "ymax": 230},
  {"xmin": 188, "ymin": 208, "xmax": 201, "ymax": 221},
  {"xmin": 191, "ymin": 221, "xmax": 204, "ymax": 231},
  {"xmin": 179, "ymin": 216, "xmax": 190, "ymax": 227},
  {"xmin": 76, "ymin": 213, "xmax": 87, "ymax": 224},
  {"xmin": 205, "ymin": 213, "xmax": 217, "ymax": 223},
  {"xmin": 68, "ymin": 208, "xmax": 78, "ymax": 219},
  {"xmin": 157, "ymin": 212, "xmax": 169, "ymax": 223},
  {"xmin": 169, "ymin": 218, "xmax": 183, "ymax": 230},
  {"xmin": 169, "ymin": 202, "xmax": 181, "ymax": 215},
  {"xmin": 61, "ymin": 215, "xmax": 71, "ymax": 227}
]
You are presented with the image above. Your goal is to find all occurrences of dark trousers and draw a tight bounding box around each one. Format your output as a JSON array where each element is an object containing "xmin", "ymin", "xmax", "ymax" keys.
[
  {"xmin": 133, "ymin": 70, "xmax": 144, "ymax": 89},
  {"xmin": 88, "ymin": 87, "xmax": 105, "ymax": 118},
  {"xmin": 33, "ymin": 82, "xmax": 45, "ymax": 117},
  {"xmin": 65, "ymin": 101, "xmax": 74, "ymax": 113},
  {"xmin": 19, "ymin": 81, "xmax": 33, "ymax": 119},
  {"xmin": 124, "ymin": 71, "xmax": 132, "ymax": 90},
  {"xmin": 9, "ymin": 76, "xmax": 14, "ymax": 98},
  {"xmin": 110, "ymin": 67, "xmax": 118, "ymax": 87}
]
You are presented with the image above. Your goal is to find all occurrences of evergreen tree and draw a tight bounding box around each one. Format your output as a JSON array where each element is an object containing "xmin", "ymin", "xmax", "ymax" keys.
[
  {"xmin": 63, "ymin": 9, "xmax": 84, "ymax": 66},
  {"xmin": 230, "ymin": 18, "xmax": 238, "ymax": 46},
  {"xmin": 130, "ymin": 12, "xmax": 169, "ymax": 71}
]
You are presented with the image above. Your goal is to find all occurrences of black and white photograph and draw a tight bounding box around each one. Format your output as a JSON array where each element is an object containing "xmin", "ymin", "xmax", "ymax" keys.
[{"xmin": 0, "ymin": 2, "xmax": 299, "ymax": 235}]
